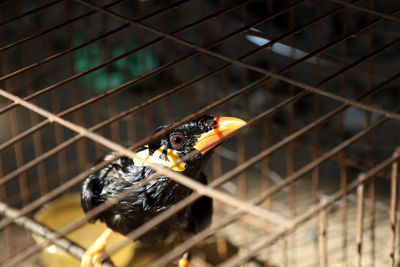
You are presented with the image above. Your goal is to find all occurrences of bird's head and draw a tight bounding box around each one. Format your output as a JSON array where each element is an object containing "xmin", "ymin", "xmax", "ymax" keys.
[{"xmin": 133, "ymin": 115, "xmax": 246, "ymax": 176}]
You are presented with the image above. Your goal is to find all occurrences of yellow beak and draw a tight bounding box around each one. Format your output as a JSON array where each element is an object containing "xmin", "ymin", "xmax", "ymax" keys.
[{"xmin": 193, "ymin": 117, "xmax": 246, "ymax": 154}]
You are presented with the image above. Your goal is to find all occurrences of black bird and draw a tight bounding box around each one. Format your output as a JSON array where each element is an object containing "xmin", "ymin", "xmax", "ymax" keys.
[{"xmin": 80, "ymin": 115, "xmax": 246, "ymax": 267}]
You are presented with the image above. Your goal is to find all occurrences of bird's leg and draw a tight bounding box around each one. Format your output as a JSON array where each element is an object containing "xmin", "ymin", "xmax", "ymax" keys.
[
  {"xmin": 81, "ymin": 228, "xmax": 114, "ymax": 267},
  {"xmin": 178, "ymin": 251, "xmax": 191, "ymax": 267}
]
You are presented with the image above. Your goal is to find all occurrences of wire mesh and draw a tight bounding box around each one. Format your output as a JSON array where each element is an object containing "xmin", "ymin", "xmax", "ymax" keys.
[{"xmin": 0, "ymin": 0, "xmax": 399, "ymax": 266}]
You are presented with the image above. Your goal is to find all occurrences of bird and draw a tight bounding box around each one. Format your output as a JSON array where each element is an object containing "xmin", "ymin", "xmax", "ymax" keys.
[{"xmin": 80, "ymin": 115, "xmax": 246, "ymax": 267}]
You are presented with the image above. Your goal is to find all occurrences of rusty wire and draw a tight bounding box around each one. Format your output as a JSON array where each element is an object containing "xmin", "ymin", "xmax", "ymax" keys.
[
  {"xmin": 3, "ymin": 65, "xmax": 399, "ymax": 265},
  {"xmin": 0, "ymin": 0, "xmax": 309, "ymax": 191},
  {"xmin": 147, "ymin": 72, "xmax": 400, "ymax": 267},
  {"xmin": 1, "ymin": 0, "xmax": 343, "ymax": 201},
  {"xmin": 0, "ymin": 0, "xmax": 399, "ymax": 266},
  {"xmin": 0, "ymin": 0, "xmax": 128, "ymax": 54},
  {"xmin": 1, "ymin": 0, "xmax": 397, "ymax": 192},
  {"xmin": 0, "ymin": 19, "xmax": 391, "ymax": 234},
  {"xmin": 331, "ymin": 0, "xmax": 400, "ymax": 22},
  {"xmin": 1, "ymin": 0, "xmax": 396, "ymax": 154},
  {"xmin": 0, "ymin": 200, "xmax": 116, "ymax": 267},
  {"xmin": 1, "ymin": 38, "xmax": 398, "ymax": 267},
  {"xmin": 0, "ymin": 88, "xmax": 286, "ymax": 266},
  {"xmin": 218, "ymin": 151, "xmax": 400, "ymax": 267},
  {"xmin": 0, "ymin": 0, "xmax": 63, "ymax": 27},
  {"xmin": 74, "ymin": 0, "xmax": 400, "ymax": 121}
]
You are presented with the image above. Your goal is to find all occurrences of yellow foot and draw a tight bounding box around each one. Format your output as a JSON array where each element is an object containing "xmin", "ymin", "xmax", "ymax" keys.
[
  {"xmin": 178, "ymin": 252, "xmax": 191, "ymax": 267},
  {"xmin": 81, "ymin": 228, "xmax": 114, "ymax": 267},
  {"xmin": 81, "ymin": 250, "xmax": 104, "ymax": 267}
]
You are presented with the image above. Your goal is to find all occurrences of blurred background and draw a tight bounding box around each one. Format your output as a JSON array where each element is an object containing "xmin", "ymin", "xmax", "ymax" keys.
[{"xmin": 0, "ymin": 0, "xmax": 399, "ymax": 266}]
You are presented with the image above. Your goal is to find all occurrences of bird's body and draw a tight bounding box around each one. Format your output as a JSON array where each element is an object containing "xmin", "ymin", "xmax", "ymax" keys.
[
  {"xmin": 80, "ymin": 115, "xmax": 246, "ymax": 267},
  {"xmin": 81, "ymin": 152, "xmax": 212, "ymax": 246}
]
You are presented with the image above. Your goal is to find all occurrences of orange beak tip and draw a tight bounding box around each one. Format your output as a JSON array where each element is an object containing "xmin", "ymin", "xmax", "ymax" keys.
[{"xmin": 213, "ymin": 116, "xmax": 247, "ymax": 129}]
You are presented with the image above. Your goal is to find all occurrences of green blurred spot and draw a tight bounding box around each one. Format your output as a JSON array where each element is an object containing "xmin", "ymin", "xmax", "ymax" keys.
[{"xmin": 73, "ymin": 37, "xmax": 159, "ymax": 94}]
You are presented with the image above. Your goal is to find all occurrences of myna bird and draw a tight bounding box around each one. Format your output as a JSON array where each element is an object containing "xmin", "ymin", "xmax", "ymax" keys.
[{"xmin": 80, "ymin": 115, "xmax": 246, "ymax": 267}]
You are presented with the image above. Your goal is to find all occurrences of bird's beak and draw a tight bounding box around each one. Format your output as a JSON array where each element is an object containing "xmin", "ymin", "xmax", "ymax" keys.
[{"xmin": 193, "ymin": 117, "xmax": 247, "ymax": 154}]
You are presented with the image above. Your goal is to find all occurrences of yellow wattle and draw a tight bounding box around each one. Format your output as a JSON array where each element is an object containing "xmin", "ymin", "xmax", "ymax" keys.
[{"xmin": 133, "ymin": 146, "xmax": 186, "ymax": 172}]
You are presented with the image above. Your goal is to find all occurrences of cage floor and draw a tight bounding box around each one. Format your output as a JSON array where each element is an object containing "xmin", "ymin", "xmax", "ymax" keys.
[
  {"xmin": 217, "ymin": 174, "xmax": 394, "ymax": 267},
  {"xmin": 3, "ymin": 174, "xmax": 392, "ymax": 267}
]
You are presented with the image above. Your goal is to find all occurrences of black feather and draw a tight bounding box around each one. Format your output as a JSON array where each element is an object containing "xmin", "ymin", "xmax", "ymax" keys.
[{"xmin": 81, "ymin": 116, "xmax": 217, "ymax": 246}]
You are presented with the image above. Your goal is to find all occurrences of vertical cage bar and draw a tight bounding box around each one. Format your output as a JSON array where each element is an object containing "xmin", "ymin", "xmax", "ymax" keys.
[
  {"xmin": 355, "ymin": 183, "xmax": 365, "ymax": 267},
  {"xmin": 213, "ymin": 148, "xmax": 227, "ymax": 261},
  {"xmin": 0, "ymin": 43, "xmax": 30, "ymax": 205},
  {"xmin": 140, "ymin": 13, "xmax": 154, "ymax": 138},
  {"xmin": 68, "ymin": 0, "xmax": 91, "ymax": 174},
  {"xmin": 10, "ymin": 109, "xmax": 29, "ymax": 204},
  {"xmin": 47, "ymin": 1, "xmax": 70, "ymax": 185},
  {"xmin": 0, "ymin": 152, "xmax": 14, "ymax": 260},
  {"xmin": 237, "ymin": 0, "xmax": 250, "ymax": 252},
  {"xmin": 339, "ymin": 5, "xmax": 349, "ymax": 266},
  {"xmin": 389, "ymin": 148, "xmax": 399, "ymax": 266},
  {"xmin": 179, "ymin": 1, "xmax": 195, "ymax": 116},
  {"xmin": 281, "ymin": 236, "xmax": 288, "ymax": 267},
  {"xmin": 0, "ymin": 9, "xmax": 27, "ymax": 257},
  {"xmin": 319, "ymin": 198, "xmax": 328, "ymax": 267},
  {"xmin": 366, "ymin": 0, "xmax": 376, "ymax": 265},
  {"xmin": 287, "ymin": 0, "xmax": 296, "ymax": 264},
  {"xmin": 160, "ymin": 1, "xmax": 174, "ymax": 124},
  {"xmin": 105, "ymin": 13, "xmax": 122, "ymax": 145},
  {"xmin": 287, "ymin": 5, "xmax": 296, "ymax": 190},
  {"xmin": 119, "ymin": 4, "xmax": 137, "ymax": 147},
  {"xmin": 237, "ymin": 1, "xmax": 249, "ymax": 205},
  {"xmin": 213, "ymin": 1, "xmax": 228, "ymax": 252},
  {"xmin": 18, "ymin": 0, "xmax": 48, "ymax": 197},
  {"xmin": 260, "ymin": 41, "xmax": 272, "ymax": 264},
  {"xmin": 397, "ymin": 163, "xmax": 400, "ymax": 266},
  {"xmin": 312, "ymin": 0, "xmax": 322, "ymax": 265},
  {"xmin": 3, "ymin": 226, "xmax": 14, "ymax": 260}
]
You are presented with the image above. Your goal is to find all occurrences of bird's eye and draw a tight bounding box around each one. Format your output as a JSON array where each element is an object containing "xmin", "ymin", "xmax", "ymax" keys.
[{"xmin": 169, "ymin": 134, "xmax": 185, "ymax": 149}]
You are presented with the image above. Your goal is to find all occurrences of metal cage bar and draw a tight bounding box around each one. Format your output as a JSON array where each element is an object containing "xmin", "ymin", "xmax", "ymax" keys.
[{"xmin": 0, "ymin": 0, "xmax": 399, "ymax": 266}]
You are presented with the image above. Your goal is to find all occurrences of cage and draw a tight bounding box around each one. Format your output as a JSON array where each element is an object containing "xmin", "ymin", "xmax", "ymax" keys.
[{"xmin": 0, "ymin": 0, "xmax": 400, "ymax": 266}]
